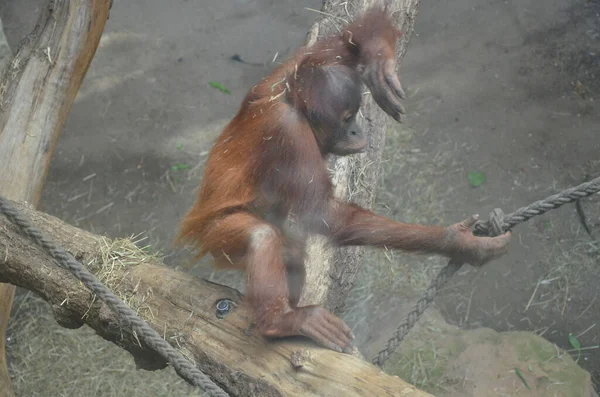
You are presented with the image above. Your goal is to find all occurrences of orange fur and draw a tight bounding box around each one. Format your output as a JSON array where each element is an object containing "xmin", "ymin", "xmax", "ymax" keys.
[
  {"xmin": 175, "ymin": 7, "xmax": 510, "ymax": 355},
  {"xmin": 174, "ymin": 7, "xmax": 514, "ymax": 354}
]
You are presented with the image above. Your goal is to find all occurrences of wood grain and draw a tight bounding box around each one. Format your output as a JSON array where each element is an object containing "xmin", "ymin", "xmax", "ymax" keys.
[{"xmin": 0, "ymin": 1, "xmax": 112, "ymax": 395}]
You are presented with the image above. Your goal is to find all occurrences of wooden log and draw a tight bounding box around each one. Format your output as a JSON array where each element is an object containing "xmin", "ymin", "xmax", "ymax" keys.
[
  {"xmin": 299, "ymin": 0, "xmax": 421, "ymax": 314},
  {"xmin": 0, "ymin": 1, "xmax": 112, "ymax": 395},
  {"xmin": 0, "ymin": 200, "xmax": 434, "ymax": 397}
]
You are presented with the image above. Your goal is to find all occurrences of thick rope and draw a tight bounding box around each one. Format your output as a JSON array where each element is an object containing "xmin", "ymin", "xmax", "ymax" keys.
[
  {"xmin": 370, "ymin": 210, "xmax": 507, "ymax": 367},
  {"xmin": 0, "ymin": 196, "xmax": 230, "ymax": 397},
  {"xmin": 473, "ymin": 176, "xmax": 600, "ymax": 236},
  {"xmin": 372, "ymin": 175, "xmax": 600, "ymax": 366}
]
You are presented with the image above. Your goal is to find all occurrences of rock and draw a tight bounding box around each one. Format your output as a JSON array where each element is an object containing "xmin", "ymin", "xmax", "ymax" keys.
[{"xmin": 381, "ymin": 307, "xmax": 594, "ymax": 397}]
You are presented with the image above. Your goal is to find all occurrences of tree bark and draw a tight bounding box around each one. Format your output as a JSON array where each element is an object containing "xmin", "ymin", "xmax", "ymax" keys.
[
  {"xmin": 299, "ymin": 0, "xmax": 421, "ymax": 314},
  {"xmin": 0, "ymin": 1, "xmax": 112, "ymax": 395},
  {"xmin": 0, "ymin": 200, "xmax": 434, "ymax": 397}
]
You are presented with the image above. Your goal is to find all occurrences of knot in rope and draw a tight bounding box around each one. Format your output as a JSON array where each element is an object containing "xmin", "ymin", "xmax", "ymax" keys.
[
  {"xmin": 488, "ymin": 208, "xmax": 505, "ymax": 237},
  {"xmin": 474, "ymin": 208, "xmax": 507, "ymax": 237}
]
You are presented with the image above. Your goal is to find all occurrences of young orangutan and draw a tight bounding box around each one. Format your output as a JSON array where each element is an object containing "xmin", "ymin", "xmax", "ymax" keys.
[{"xmin": 178, "ymin": 7, "xmax": 511, "ymax": 353}]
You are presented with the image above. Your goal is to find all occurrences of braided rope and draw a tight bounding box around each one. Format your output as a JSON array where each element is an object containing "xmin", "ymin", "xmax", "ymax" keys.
[
  {"xmin": 372, "ymin": 175, "xmax": 600, "ymax": 366},
  {"xmin": 371, "ymin": 259, "xmax": 462, "ymax": 366},
  {"xmin": 473, "ymin": 176, "xmax": 600, "ymax": 236},
  {"xmin": 0, "ymin": 196, "xmax": 230, "ymax": 397}
]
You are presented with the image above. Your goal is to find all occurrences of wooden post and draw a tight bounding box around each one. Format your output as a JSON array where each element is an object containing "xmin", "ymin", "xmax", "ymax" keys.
[
  {"xmin": 299, "ymin": 0, "xmax": 421, "ymax": 314},
  {"xmin": 0, "ymin": 1, "xmax": 112, "ymax": 395}
]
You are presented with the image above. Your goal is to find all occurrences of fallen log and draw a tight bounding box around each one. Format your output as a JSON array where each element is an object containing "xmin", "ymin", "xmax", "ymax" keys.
[{"xmin": 0, "ymin": 200, "xmax": 434, "ymax": 397}]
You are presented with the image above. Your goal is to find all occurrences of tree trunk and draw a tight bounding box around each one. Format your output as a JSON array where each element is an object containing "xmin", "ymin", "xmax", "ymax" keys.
[
  {"xmin": 299, "ymin": 0, "xmax": 421, "ymax": 315},
  {"xmin": 0, "ymin": 1, "xmax": 112, "ymax": 395},
  {"xmin": 0, "ymin": 200, "xmax": 434, "ymax": 397}
]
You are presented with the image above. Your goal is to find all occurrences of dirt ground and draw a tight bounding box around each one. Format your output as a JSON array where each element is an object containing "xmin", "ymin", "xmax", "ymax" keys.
[{"xmin": 1, "ymin": 0, "xmax": 599, "ymax": 395}]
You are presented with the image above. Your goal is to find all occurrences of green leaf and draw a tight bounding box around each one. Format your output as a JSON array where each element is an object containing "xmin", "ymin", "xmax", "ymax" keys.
[
  {"xmin": 568, "ymin": 333, "xmax": 581, "ymax": 350},
  {"xmin": 209, "ymin": 81, "xmax": 231, "ymax": 94},
  {"xmin": 467, "ymin": 171, "xmax": 486, "ymax": 187},
  {"xmin": 514, "ymin": 368, "xmax": 531, "ymax": 390},
  {"xmin": 171, "ymin": 163, "xmax": 190, "ymax": 171},
  {"xmin": 177, "ymin": 143, "xmax": 183, "ymax": 150}
]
